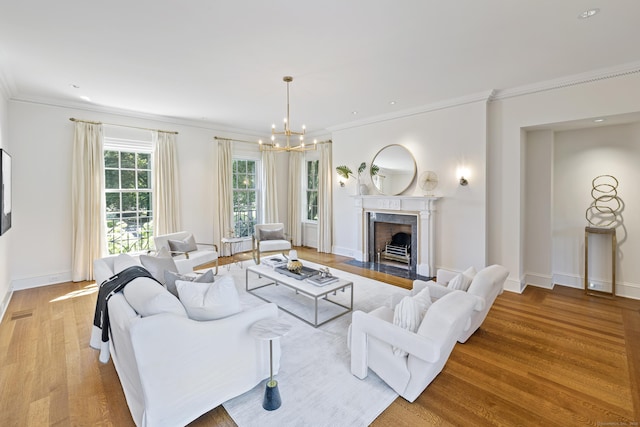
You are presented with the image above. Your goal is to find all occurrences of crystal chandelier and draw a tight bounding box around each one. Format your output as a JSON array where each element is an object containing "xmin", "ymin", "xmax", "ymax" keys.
[{"xmin": 259, "ymin": 76, "xmax": 317, "ymax": 152}]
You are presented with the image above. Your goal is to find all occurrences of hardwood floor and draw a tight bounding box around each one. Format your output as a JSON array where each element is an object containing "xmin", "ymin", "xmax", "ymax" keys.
[{"xmin": 1, "ymin": 248, "xmax": 638, "ymax": 426}]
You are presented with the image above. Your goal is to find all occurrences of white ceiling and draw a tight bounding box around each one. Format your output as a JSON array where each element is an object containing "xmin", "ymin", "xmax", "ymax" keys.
[{"xmin": 1, "ymin": 1, "xmax": 640, "ymax": 136}]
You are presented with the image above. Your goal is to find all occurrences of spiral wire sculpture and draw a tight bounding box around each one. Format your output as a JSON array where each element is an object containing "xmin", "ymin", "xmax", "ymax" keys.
[{"xmin": 585, "ymin": 175, "xmax": 621, "ymax": 227}]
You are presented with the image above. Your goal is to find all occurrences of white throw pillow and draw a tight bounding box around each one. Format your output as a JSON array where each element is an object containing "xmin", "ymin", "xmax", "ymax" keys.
[
  {"xmin": 123, "ymin": 277, "xmax": 188, "ymax": 318},
  {"xmin": 412, "ymin": 286, "xmax": 432, "ymax": 319},
  {"xmin": 176, "ymin": 275, "xmax": 242, "ymax": 321},
  {"xmin": 447, "ymin": 273, "xmax": 472, "ymax": 291},
  {"xmin": 392, "ymin": 296, "xmax": 422, "ymax": 356},
  {"xmin": 447, "ymin": 267, "xmax": 476, "ymax": 292},
  {"xmin": 463, "ymin": 266, "xmax": 477, "ymax": 280},
  {"xmin": 113, "ymin": 253, "xmax": 141, "ymax": 274}
]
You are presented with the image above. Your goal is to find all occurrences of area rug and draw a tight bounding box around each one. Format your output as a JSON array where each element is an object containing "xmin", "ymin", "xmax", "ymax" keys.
[{"xmin": 216, "ymin": 260, "xmax": 409, "ymax": 427}]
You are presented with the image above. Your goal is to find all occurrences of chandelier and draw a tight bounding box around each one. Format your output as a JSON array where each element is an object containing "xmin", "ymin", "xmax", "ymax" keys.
[{"xmin": 259, "ymin": 76, "xmax": 317, "ymax": 152}]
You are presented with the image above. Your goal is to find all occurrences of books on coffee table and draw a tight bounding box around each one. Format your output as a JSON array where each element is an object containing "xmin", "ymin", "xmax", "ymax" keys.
[
  {"xmin": 306, "ymin": 275, "xmax": 339, "ymax": 286},
  {"xmin": 261, "ymin": 256, "xmax": 287, "ymax": 268}
]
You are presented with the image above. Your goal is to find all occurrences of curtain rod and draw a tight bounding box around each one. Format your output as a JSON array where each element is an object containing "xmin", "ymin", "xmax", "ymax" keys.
[
  {"xmin": 69, "ymin": 118, "xmax": 179, "ymax": 135},
  {"xmin": 214, "ymin": 136, "xmax": 331, "ymax": 145}
]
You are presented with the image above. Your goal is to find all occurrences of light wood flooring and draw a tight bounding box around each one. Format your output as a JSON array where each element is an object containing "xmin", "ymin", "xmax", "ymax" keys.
[{"xmin": 1, "ymin": 247, "xmax": 638, "ymax": 426}]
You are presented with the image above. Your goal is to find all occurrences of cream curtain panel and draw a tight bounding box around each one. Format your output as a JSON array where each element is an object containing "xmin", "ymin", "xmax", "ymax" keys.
[
  {"xmin": 287, "ymin": 151, "xmax": 303, "ymax": 246},
  {"xmin": 318, "ymin": 143, "xmax": 333, "ymax": 253},
  {"xmin": 262, "ymin": 150, "xmax": 279, "ymax": 223},
  {"xmin": 71, "ymin": 122, "xmax": 106, "ymax": 281},
  {"xmin": 217, "ymin": 139, "xmax": 233, "ymax": 256},
  {"xmin": 152, "ymin": 131, "xmax": 180, "ymax": 236}
]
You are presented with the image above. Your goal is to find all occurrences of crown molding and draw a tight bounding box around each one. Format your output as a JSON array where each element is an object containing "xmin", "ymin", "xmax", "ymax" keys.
[
  {"xmin": 327, "ymin": 90, "xmax": 495, "ymax": 132},
  {"xmin": 491, "ymin": 61, "xmax": 640, "ymax": 101},
  {"xmin": 0, "ymin": 68, "xmax": 16, "ymax": 101},
  {"xmin": 9, "ymin": 94, "xmax": 263, "ymax": 137}
]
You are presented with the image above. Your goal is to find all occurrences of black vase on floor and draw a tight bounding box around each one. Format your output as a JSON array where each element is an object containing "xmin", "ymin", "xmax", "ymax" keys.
[{"xmin": 263, "ymin": 380, "xmax": 281, "ymax": 411}]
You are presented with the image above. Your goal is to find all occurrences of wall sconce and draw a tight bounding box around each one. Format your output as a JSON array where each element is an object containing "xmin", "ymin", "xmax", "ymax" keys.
[{"xmin": 457, "ymin": 167, "xmax": 470, "ymax": 186}]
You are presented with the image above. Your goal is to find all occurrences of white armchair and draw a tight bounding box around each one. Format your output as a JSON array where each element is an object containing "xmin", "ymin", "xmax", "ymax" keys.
[
  {"xmin": 349, "ymin": 291, "xmax": 476, "ymax": 402},
  {"xmin": 153, "ymin": 231, "xmax": 219, "ymax": 274},
  {"xmin": 252, "ymin": 223, "xmax": 292, "ymax": 264},
  {"xmin": 412, "ymin": 264, "xmax": 508, "ymax": 343}
]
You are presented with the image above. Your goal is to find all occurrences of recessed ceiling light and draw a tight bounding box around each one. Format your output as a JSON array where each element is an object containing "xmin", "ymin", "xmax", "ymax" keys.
[
  {"xmin": 594, "ymin": 118, "xmax": 605, "ymax": 123},
  {"xmin": 389, "ymin": 101, "xmax": 396, "ymax": 105},
  {"xmin": 80, "ymin": 95, "xmax": 91, "ymax": 102},
  {"xmin": 578, "ymin": 8, "xmax": 600, "ymax": 19},
  {"xmin": 351, "ymin": 111, "xmax": 358, "ymax": 115}
]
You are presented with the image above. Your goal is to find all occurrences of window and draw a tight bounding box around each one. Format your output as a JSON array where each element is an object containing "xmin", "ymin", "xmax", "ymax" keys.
[
  {"xmin": 232, "ymin": 159, "xmax": 258, "ymax": 237},
  {"xmin": 306, "ymin": 160, "xmax": 319, "ymax": 221},
  {"xmin": 104, "ymin": 148, "xmax": 153, "ymax": 254}
]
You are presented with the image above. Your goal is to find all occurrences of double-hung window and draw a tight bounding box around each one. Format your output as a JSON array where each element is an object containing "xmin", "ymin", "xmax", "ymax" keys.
[
  {"xmin": 232, "ymin": 158, "xmax": 259, "ymax": 237},
  {"xmin": 104, "ymin": 137, "xmax": 153, "ymax": 254},
  {"xmin": 306, "ymin": 159, "xmax": 319, "ymax": 221}
]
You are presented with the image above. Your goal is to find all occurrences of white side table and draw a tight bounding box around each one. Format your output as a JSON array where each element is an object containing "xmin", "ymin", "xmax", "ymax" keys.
[
  {"xmin": 249, "ymin": 318, "xmax": 292, "ymax": 411},
  {"xmin": 221, "ymin": 236, "xmax": 246, "ymax": 270}
]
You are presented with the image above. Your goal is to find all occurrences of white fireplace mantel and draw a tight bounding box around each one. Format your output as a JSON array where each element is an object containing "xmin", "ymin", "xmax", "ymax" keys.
[{"xmin": 352, "ymin": 195, "xmax": 440, "ymax": 277}]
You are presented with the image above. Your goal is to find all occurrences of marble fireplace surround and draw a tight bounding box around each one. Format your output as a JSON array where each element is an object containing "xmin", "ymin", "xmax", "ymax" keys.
[{"xmin": 352, "ymin": 196, "xmax": 439, "ymax": 277}]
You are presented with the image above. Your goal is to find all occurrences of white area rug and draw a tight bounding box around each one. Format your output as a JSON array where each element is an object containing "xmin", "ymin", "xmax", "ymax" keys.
[{"xmin": 217, "ymin": 260, "xmax": 408, "ymax": 427}]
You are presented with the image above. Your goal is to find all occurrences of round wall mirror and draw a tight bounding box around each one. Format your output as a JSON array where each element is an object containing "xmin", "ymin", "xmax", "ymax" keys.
[{"xmin": 370, "ymin": 144, "xmax": 416, "ymax": 195}]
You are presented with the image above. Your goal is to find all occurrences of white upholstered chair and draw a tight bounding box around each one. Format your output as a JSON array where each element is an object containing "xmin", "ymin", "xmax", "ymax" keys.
[
  {"xmin": 153, "ymin": 231, "xmax": 219, "ymax": 274},
  {"xmin": 252, "ymin": 223, "xmax": 292, "ymax": 264},
  {"xmin": 412, "ymin": 264, "xmax": 509, "ymax": 343},
  {"xmin": 349, "ymin": 291, "xmax": 476, "ymax": 402}
]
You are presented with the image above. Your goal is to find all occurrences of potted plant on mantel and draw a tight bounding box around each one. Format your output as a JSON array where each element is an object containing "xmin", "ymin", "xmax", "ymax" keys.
[{"xmin": 336, "ymin": 162, "xmax": 369, "ymax": 195}]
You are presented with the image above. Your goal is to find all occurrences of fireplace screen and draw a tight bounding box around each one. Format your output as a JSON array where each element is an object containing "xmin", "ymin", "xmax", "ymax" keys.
[{"xmin": 383, "ymin": 232, "xmax": 411, "ymax": 264}]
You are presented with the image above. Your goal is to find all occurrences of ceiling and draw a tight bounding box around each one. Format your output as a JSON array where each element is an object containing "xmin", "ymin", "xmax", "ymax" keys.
[{"xmin": 1, "ymin": 1, "xmax": 639, "ymax": 137}]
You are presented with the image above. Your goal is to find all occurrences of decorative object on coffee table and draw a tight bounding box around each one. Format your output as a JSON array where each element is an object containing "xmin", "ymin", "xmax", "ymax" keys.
[
  {"xmin": 250, "ymin": 318, "xmax": 292, "ymax": 411},
  {"xmin": 286, "ymin": 250, "xmax": 303, "ymax": 274}
]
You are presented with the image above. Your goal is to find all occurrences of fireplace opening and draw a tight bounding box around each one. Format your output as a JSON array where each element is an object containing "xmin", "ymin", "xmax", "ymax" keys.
[{"xmin": 368, "ymin": 212, "xmax": 417, "ymax": 271}]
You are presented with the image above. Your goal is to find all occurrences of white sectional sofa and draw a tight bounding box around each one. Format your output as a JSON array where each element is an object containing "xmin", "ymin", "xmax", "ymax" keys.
[{"xmin": 92, "ymin": 255, "xmax": 279, "ymax": 427}]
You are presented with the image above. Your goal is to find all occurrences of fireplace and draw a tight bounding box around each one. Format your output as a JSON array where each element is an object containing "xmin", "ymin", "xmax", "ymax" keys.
[
  {"xmin": 367, "ymin": 212, "xmax": 418, "ymax": 270},
  {"xmin": 353, "ymin": 196, "xmax": 439, "ymax": 277}
]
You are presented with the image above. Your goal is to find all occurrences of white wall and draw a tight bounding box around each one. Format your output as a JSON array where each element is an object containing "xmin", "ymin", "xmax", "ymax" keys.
[
  {"xmin": 523, "ymin": 130, "xmax": 553, "ymax": 288},
  {"xmin": 7, "ymin": 100, "xmax": 289, "ymax": 289},
  {"xmin": 488, "ymin": 72, "xmax": 640, "ymax": 297},
  {"xmin": 553, "ymin": 123, "xmax": 639, "ymax": 295},
  {"xmin": 332, "ymin": 99, "xmax": 488, "ymax": 272},
  {"xmin": 0, "ymin": 90, "xmax": 11, "ymax": 319}
]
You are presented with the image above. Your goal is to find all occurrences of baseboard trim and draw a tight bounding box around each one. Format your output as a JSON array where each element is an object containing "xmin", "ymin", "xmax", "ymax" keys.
[
  {"xmin": 504, "ymin": 277, "xmax": 525, "ymax": 294},
  {"xmin": 523, "ymin": 273, "xmax": 553, "ymax": 289},
  {"xmin": 0, "ymin": 288, "xmax": 13, "ymax": 324},
  {"xmin": 11, "ymin": 271, "xmax": 73, "ymax": 291}
]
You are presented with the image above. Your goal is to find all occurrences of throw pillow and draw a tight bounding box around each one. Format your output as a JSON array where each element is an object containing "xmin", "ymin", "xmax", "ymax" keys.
[
  {"xmin": 176, "ymin": 275, "xmax": 242, "ymax": 321},
  {"xmin": 168, "ymin": 234, "xmax": 198, "ymax": 255},
  {"xmin": 392, "ymin": 296, "xmax": 422, "ymax": 356},
  {"xmin": 122, "ymin": 277, "xmax": 188, "ymax": 318},
  {"xmin": 260, "ymin": 228, "xmax": 285, "ymax": 241},
  {"xmin": 447, "ymin": 273, "xmax": 472, "ymax": 291},
  {"xmin": 412, "ymin": 286, "xmax": 432, "ymax": 319},
  {"xmin": 164, "ymin": 269, "xmax": 215, "ymax": 297},
  {"xmin": 113, "ymin": 253, "xmax": 141, "ymax": 274},
  {"xmin": 463, "ymin": 266, "xmax": 477, "ymax": 280},
  {"xmin": 139, "ymin": 247, "xmax": 178, "ymax": 285}
]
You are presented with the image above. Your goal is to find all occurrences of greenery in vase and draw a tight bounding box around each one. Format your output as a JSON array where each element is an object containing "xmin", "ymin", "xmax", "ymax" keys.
[{"xmin": 336, "ymin": 165, "xmax": 353, "ymax": 180}]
